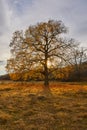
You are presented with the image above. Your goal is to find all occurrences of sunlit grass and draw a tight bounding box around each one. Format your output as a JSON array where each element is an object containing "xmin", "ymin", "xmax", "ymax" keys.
[{"xmin": 0, "ymin": 81, "xmax": 87, "ymax": 130}]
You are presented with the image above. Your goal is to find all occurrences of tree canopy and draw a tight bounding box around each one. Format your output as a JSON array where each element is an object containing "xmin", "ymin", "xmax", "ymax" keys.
[{"xmin": 6, "ymin": 20, "xmax": 83, "ymax": 86}]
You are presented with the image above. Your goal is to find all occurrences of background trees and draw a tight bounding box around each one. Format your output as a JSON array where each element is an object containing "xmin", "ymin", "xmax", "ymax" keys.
[
  {"xmin": 67, "ymin": 47, "xmax": 87, "ymax": 81},
  {"xmin": 6, "ymin": 20, "xmax": 87, "ymax": 85}
]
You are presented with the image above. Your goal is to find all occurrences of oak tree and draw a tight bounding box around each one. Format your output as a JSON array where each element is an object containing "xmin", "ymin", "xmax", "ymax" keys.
[{"xmin": 6, "ymin": 20, "xmax": 76, "ymax": 87}]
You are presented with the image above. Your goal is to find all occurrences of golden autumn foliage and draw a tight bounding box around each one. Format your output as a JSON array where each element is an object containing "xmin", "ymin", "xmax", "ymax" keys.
[
  {"xmin": 9, "ymin": 69, "xmax": 44, "ymax": 81},
  {"xmin": 6, "ymin": 20, "xmax": 78, "ymax": 85},
  {"xmin": 6, "ymin": 20, "xmax": 87, "ymax": 83}
]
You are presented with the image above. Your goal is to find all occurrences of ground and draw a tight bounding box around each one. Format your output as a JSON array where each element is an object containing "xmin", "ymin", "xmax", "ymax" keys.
[{"xmin": 0, "ymin": 81, "xmax": 87, "ymax": 130}]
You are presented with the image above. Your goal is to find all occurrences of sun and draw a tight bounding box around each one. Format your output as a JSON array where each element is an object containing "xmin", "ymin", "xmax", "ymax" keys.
[{"xmin": 47, "ymin": 60, "xmax": 51, "ymax": 68}]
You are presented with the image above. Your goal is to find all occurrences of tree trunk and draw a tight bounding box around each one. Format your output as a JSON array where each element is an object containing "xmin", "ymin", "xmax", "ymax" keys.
[
  {"xmin": 38, "ymin": 53, "xmax": 53, "ymax": 97},
  {"xmin": 44, "ymin": 68, "xmax": 49, "ymax": 86},
  {"xmin": 44, "ymin": 55, "xmax": 49, "ymax": 87}
]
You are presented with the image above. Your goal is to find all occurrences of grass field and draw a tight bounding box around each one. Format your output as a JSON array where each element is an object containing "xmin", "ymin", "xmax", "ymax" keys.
[{"xmin": 0, "ymin": 81, "xmax": 87, "ymax": 130}]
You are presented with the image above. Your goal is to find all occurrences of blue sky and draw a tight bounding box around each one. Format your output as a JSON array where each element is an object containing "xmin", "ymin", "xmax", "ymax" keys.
[{"xmin": 0, "ymin": 0, "xmax": 87, "ymax": 75}]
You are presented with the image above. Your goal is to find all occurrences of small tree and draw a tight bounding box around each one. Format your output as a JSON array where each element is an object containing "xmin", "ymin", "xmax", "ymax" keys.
[
  {"xmin": 6, "ymin": 20, "xmax": 76, "ymax": 87},
  {"xmin": 68, "ymin": 47, "xmax": 87, "ymax": 81}
]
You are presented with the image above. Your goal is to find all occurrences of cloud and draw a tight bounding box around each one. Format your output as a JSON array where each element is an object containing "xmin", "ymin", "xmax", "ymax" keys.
[
  {"xmin": 0, "ymin": 0, "xmax": 87, "ymax": 57},
  {"xmin": 0, "ymin": 0, "xmax": 8, "ymax": 35},
  {"xmin": 0, "ymin": 60, "xmax": 6, "ymax": 75},
  {"xmin": 0, "ymin": 61, "xmax": 3, "ymax": 63},
  {"xmin": 0, "ymin": 0, "xmax": 12, "ymax": 60},
  {"xmin": 0, "ymin": 0, "xmax": 87, "ymax": 74}
]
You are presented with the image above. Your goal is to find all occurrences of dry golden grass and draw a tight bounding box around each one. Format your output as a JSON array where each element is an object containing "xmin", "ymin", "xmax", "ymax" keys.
[{"xmin": 0, "ymin": 81, "xmax": 87, "ymax": 130}]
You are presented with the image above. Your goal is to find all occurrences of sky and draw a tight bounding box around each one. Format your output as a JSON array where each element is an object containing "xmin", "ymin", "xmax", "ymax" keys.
[{"xmin": 0, "ymin": 0, "xmax": 87, "ymax": 75}]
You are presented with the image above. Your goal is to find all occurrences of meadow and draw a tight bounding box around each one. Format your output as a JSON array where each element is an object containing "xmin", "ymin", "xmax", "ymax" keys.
[{"xmin": 0, "ymin": 81, "xmax": 87, "ymax": 130}]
